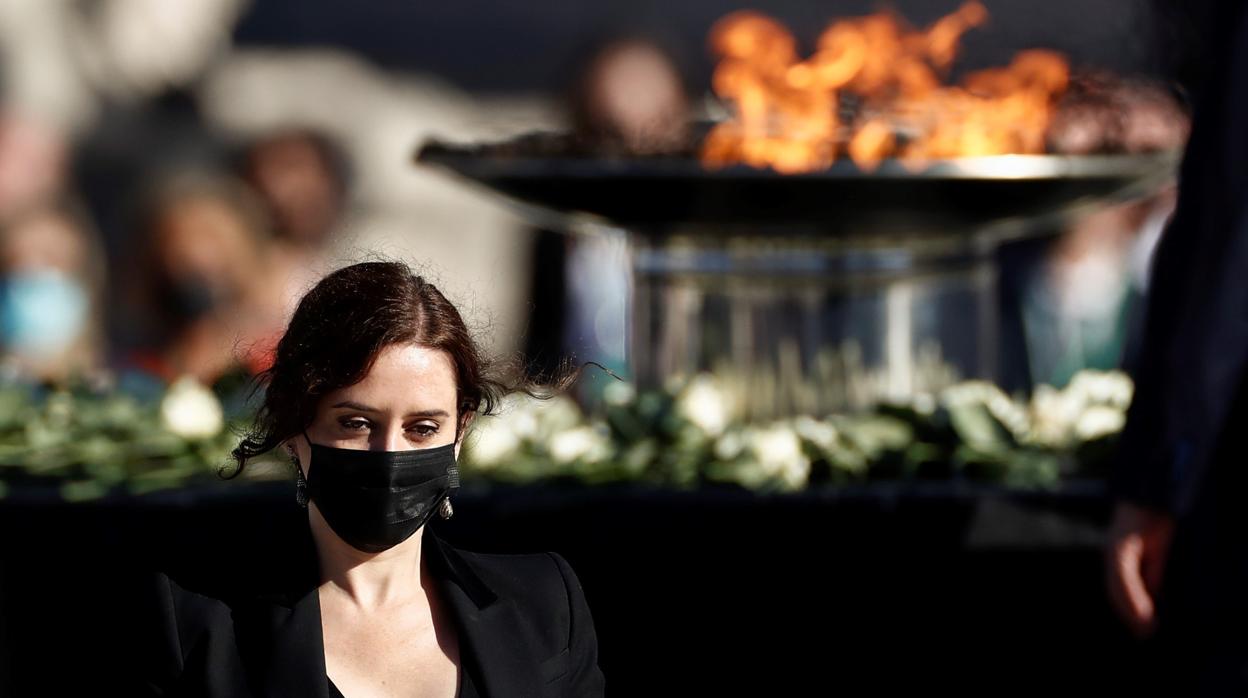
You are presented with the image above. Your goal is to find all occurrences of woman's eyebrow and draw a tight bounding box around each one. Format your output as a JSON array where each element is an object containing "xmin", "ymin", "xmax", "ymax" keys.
[
  {"xmin": 330, "ymin": 400, "xmax": 380, "ymax": 412},
  {"xmin": 330, "ymin": 402, "xmax": 449, "ymax": 419},
  {"xmin": 407, "ymin": 409, "xmax": 450, "ymax": 419}
]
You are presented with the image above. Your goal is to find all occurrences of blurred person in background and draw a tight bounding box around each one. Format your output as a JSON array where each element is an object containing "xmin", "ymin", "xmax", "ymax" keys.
[
  {"xmin": 525, "ymin": 35, "xmax": 692, "ymax": 395},
  {"xmin": 1005, "ymin": 75, "xmax": 1190, "ymax": 390},
  {"xmin": 0, "ymin": 106, "xmax": 104, "ymax": 385},
  {"xmin": 118, "ymin": 172, "xmax": 285, "ymax": 401},
  {"xmin": 1106, "ymin": 1, "xmax": 1248, "ymax": 693},
  {"xmin": 1019, "ymin": 189, "xmax": 1178, "ymax": 388},
  {"xmin": 237, "ymin": 127, "xmax": 350, "ymax": 320},
  {"xmin": 0, "ymin": 111, "xmax": 68, "ymax": 220},
  {"xmin": 568, "ymin": 36, "xmax": 692, "ymax": 155},
  {"xmin": 0, "ymin": 199, "xmax": 106, "ymax": 384}
]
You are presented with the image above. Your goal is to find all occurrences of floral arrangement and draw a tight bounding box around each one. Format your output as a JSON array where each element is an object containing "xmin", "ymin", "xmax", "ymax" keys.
[
  {"xmin": 0, "ymin": 376, "xmax": 242, "ymax": 500},
  {"xmin": 462, "ymin": 370, "xmax": 1133, "ymax": 492},
  {"xmin": 0, "ymin": 369, "xmax": 1132, "ymax": 500}
]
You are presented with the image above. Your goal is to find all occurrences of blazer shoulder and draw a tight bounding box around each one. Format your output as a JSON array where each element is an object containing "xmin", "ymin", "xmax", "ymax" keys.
[
  {"xmin": 451, "ymin": 548, "xmax": 605, "ymax": 694},
  {"xmin": 446, "ymin": 544, "xmax": 603, "ymax": 676},
  {"xmin": 128, "ymin": 568, "xmax": 241, "ymax": 695},
  {"xmin": 147, "ymin": 569, "xmax": 241, "ymax": 650},
  {"xmin": 453, "ymin": 547, "xmax": 570, "ymax": 603},
  {"xmin": 148, "ymin": 567, "xmax": 218, "ymax": 612}
]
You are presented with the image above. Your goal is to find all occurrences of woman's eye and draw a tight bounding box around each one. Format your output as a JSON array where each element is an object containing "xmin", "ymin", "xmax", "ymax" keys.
[
  {"xmin": 339, "ymin": 418, "xmax": 369, "ymax": 431},
  {"xmin": 409, "ymin": 423, "xmax": 438, "ymax": 437}
]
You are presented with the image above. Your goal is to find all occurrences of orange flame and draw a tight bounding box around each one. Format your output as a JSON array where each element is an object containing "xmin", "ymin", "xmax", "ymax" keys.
[{"xmin": 702, "ymin": 2, "xmax": 1069, "ymax": 172}]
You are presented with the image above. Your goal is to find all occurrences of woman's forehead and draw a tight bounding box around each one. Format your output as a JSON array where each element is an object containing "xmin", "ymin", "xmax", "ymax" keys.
[{"xmin": 328, "ymin": 344, "xmax": 457, "ymax": 408}]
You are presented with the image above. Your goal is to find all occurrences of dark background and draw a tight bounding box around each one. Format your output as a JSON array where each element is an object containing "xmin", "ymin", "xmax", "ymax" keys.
[{"xmin": 233, "ymin": 0, "xmax": 1186, "ymax": 94}]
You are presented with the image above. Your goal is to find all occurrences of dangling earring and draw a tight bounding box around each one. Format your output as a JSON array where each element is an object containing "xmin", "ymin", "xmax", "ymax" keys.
[
  {"xmin": 438, "ymin": 497, "xmax": 454, "ymax": 520},
  {"xmin": 295, "ymin": 468, "xmax": 309, "ymax": 508},
  {"xmin": 289, "ymin": 449, "xmax": 308, "ymax": 508}
]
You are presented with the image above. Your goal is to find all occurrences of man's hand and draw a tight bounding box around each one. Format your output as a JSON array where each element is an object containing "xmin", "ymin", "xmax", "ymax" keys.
[{"xmin": 1106, "ymin": 501, "xmax": 1176, "ymax": 638}]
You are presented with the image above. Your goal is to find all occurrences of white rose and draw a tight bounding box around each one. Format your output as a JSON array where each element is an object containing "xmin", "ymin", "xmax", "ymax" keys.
[
  {"xmin": 793, "ymin": 416, "xmax": 838, "ymax": 452},
  {"xmin": 677, "ymin": 374, "xmax": 731, "ymax": 437},
  {"xmin": 549, "ymin": 426, "xmax": 610, "ymax": 464},
  {"xmin": 1028, "ymin": 384, "xmax": 1080, "ymax": 447},
  {"xmin": 533, "ymin": 395, "xmax": 583, "ymax": 437},
  {"xmin": 466, "ymin": 416, "xmax": 520, "ymax": 468},
  {"xmin": 911, "ymin": 392, "xmax": 937, "ymax": 415},
  {"xmin": 714, "ymin": 430, "xmax": 746, "ymax": 461},
  {"xmin": 494, "ymin": 393, "xmax": 541, "ymax": 439},
  {"xmin": 748, "ymin": 423, "xmax": 810, "ymax": 490},
  {"xmin": 160, "ymin": 375, "xmax": 224, "ymax": 439},
  {"xmin": 1074, "ymin": 405, "xmax": 1126, "ymax": 442},
  {"xmin": 942, "ymin": 380, "xmax": 1030, "ymax": 440},
  {"xmin": 1067, "ymin": 370, "xmax": 1134, "ymax": 409},
  {"xmin": 603, "ymin": 380, "xmax": 636, "ymax": 406}
]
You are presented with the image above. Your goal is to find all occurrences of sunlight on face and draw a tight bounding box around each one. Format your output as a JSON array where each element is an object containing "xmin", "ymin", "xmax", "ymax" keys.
[{"xmin": 307, "ymin": 343, "xmax": 460, "ymax": 456}]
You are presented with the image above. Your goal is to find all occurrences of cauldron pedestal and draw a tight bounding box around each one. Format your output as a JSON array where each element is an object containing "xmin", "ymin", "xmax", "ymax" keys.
[{"xmin": 419, "ymin": 141, "xmax": 1175, "ymax": 411}]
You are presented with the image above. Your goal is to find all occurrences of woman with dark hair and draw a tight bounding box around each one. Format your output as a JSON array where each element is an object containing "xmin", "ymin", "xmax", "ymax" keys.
[{"xmin": 139, "ymin": 261, "xmax": 605, "ymax": 697}]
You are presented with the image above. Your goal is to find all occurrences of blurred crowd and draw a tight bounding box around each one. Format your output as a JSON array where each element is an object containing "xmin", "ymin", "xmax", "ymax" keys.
[
  {"xmin": 0, "ymin": 27, "xmax": 701, "ymax": 406},
  {"xmin": 114, "ymin": 128, "xmax": 346, "ymax": 395},
  {"xmin": 0, "ymin": 2, "xmax": 551, "ymax": 409},
  {"xmin": 0, "ymin": 110, "xmax": 349, "ymax": 405}
]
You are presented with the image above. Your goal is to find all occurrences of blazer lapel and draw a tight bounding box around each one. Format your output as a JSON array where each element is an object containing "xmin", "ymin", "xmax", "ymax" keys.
[
  {"xmin": 425, "ymin": 526, "xmax": 546, "ymax": 698},
  {"xmin": 232, "ymin": 589, "xmax": 329, "ymax": 698},
  {"xmin": 231, "ymin": 511, "xmax": 330, "ymax": 698}
]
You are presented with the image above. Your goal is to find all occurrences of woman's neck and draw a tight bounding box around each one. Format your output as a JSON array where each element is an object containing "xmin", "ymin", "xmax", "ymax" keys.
[{"xmin": 309, "ymin": 508, "xmax": 430, "ymax": 612}]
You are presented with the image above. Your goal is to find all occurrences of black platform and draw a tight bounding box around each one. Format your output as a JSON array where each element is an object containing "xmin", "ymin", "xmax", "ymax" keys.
[{"xmin": 0, "ymin": 479, "xmax": 1155, "ymax": 696}]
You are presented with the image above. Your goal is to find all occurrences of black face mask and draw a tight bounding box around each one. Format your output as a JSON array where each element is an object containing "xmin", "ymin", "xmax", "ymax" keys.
[{"xmin": 303, "ymin": 435, "xmax": 460, "ymax": 554}]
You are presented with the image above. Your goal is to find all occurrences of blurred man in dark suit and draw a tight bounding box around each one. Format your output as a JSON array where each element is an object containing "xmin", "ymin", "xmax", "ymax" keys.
[{"xmin": 1107, "ymin": 1, "xmax": 1248, "ymax": 693}]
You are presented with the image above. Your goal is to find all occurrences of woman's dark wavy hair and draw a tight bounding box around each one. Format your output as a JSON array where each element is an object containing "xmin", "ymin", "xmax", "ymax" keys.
[{"xmin": 227, "ymin": 261, "xmax": 537, "ymax": 476}]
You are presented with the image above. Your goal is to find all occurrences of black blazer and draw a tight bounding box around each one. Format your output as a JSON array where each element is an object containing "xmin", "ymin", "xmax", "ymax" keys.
[
  {"xmin": 1110, "ymin": 0, "xmax": 1248, "ymax": 517},
  {"xmin": 136, "ymin": 514, "xmax": 606, "ymax": 697}
]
